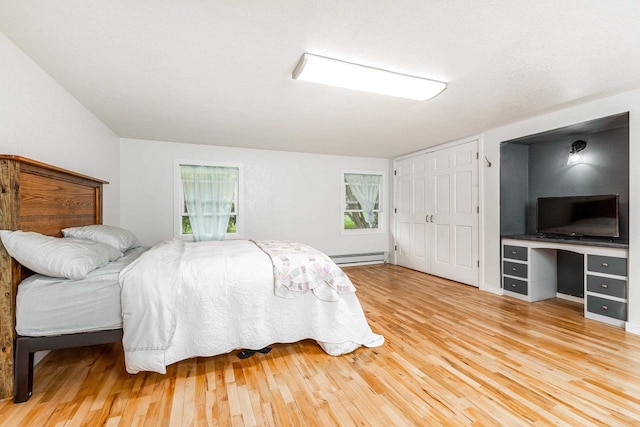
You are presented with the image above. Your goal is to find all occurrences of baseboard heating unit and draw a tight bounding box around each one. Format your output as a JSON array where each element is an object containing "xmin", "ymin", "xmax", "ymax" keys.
[{"xmin": 330, "ymin": 252, "xmax": 387, "ymax": 266}]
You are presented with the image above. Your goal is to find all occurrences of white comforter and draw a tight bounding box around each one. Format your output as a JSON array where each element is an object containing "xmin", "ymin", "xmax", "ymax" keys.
[{"xmin": 119, "ymin": 239, "xmax": 383, "ymax": 374}]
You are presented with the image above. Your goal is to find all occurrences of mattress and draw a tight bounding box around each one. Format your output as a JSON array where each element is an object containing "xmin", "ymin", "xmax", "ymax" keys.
[{"xmin": 16, "ymin": 246, "xmax": 147, "ymax": 337}]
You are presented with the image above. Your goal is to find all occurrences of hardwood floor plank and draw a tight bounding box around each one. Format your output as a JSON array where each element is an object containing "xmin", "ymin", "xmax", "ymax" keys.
[{"xmin": 3, "ymin": 264, "xmax": 640, "ymax": 426}]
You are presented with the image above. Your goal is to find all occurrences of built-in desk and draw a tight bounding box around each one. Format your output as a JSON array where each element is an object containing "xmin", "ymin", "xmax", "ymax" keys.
[{"xmin": 501, "ymin": 235, "xmax": 629, "ymax": 327}]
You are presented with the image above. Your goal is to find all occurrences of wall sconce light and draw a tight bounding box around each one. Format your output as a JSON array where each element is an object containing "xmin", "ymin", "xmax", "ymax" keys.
[{"xmin": 567, "ymin": 140, "xmax": 587, "ymax": 165}]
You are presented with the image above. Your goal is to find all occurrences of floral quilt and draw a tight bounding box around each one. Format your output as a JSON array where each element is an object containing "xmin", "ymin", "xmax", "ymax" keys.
[{"xmin": 252, "ymin": 240, "xmax": 356, "ymax": 302}]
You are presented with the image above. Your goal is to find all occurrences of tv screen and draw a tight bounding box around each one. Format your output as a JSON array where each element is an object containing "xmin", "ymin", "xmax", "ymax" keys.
[{"xmin": 537, "ymin": 194, "xmax": 619, "ymax": 238}]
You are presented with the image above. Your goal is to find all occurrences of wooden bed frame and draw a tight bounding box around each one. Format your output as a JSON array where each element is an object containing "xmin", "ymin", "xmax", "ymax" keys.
[{"xmin": 0, "ymin": 155, "xmax": 120, "ymax": 403}]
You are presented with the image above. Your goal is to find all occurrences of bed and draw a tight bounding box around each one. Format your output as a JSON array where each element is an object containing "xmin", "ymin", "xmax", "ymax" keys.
[
  {"xmin": 0, "ymin": 155, "xmax": 383, "ymax": 403},
  {"xmin": 119, "ymin": 238, "xmax": 383, "ymax": 374}
]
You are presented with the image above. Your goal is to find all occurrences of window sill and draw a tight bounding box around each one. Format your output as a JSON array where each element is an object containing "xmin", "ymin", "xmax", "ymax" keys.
[{"xmin": 341, "ymin": 228, "xmax": 385, "ymax": 236}]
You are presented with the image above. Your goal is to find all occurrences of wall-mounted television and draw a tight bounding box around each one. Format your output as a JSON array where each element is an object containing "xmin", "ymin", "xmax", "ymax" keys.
[{"xmin": 536, "ymin": 194, "xmax": 619, "ymax": 238}]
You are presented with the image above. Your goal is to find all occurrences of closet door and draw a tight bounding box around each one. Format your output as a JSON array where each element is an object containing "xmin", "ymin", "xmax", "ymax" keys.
[
  {"xmin": 429, "ymin": 140, "xmax": 479, "ymax": 286},
  {"xmin": 393, "ymin": 140, "xmax": 479, "ymax": 286},
  {"xmin": 395, "ymin": 154, "xmax": 431, "ymax": 273}
]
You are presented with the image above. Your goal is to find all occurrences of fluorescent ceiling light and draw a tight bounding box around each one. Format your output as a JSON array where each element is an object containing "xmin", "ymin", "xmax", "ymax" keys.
[{"xmin": 292, "ymin": 53, "xmax": 446, "ymax": 101}]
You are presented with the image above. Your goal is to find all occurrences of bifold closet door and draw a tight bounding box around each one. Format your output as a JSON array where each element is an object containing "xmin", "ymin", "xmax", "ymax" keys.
[
  {"xmin": 394, "ymin": 140, "xmax": 478, "ymax": 286},
  {"xmin": 395, "ymin": 153, "xmax": 431, "ymax": 273},
  {"xmin": 429, "ymin": 141, "xmax": 478, "ymax": 286}
]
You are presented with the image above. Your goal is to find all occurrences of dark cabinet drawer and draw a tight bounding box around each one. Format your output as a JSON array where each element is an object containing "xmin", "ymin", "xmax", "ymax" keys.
[
  {"xmin": 587, "ymin": 255, "xmax": 627, "ymax": 276},
  {"xmin": 504, "ymin": 245, "xmax": 528, "ymax": 261},
  {"xmin": 503, "ymin": 277, "xmax": 527, "ymax": 295},
  {"xmin": 586, "ymin": 275, "xmax": 627, "ymax": 299},
  {"xmin": 503, "ymin": 261, "xmax": 527, "ymax": 278},
  {"xmin": 587, "ymin": 296, "xmax": 627, "ymax": 321}
]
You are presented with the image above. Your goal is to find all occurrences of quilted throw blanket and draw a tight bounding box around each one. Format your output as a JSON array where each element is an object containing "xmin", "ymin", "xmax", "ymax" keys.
[{"xmin": 252, "ymin": 240, "xmax": 356, "ymax": 302}]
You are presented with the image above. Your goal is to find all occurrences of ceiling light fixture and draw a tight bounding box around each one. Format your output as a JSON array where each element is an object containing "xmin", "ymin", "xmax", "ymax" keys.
[{"xmin": 292, "ymin": 53, "xmax": 447, "ymax": 101}]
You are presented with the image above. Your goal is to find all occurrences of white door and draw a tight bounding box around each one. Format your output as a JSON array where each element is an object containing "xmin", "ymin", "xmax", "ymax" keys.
[
  {"xmin": 394, "ymin": 140, "xmax": 479, "ymax": 286},
  {"xmin": 395, "ymin": 154, "xmax": 431, "ymax": 273},
  {"xmin": 430, "ymin": 141, "xmax": 479, "ymax": 286}
]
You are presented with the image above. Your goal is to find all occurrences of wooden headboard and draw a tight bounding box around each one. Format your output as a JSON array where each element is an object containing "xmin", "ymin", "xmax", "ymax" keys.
[{"xmin": 0, "ymin": 155, "xmax": 107, "ymax": 400}]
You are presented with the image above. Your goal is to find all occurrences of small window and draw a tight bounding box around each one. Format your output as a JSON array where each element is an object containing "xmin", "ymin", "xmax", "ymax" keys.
[
  {"xmin": 342, "ymin": 171, "xmax": 384, "ymax": 234},
  {"xmin": 174, "ymin": 160, "xmax": 243, "ymax": 240}
]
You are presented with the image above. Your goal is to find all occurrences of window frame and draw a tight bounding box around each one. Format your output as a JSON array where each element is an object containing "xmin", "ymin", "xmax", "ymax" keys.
[
  {"xmin": 341, "ymin": 169, "xmax": 386, "ymax": 235},
  {"xmin": 174, "ymin": 159, "xmax": 244, "ymax": 240}
]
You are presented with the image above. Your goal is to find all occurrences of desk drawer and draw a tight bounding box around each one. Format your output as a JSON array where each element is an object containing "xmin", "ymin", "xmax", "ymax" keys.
[
  {"xmin": 503, "ymin": 261, "xmax": 527, "ymax": 278},
  {"xmin": 587, "ymin": 295, "xmax": 627, "ymax": 321},
  {"xmin": 586, "ymin": 275, "xmax": 627, "ymax": 299},
  {"xmin": 503, "ymin": 277, "xmax": 527, "ymax": 295},
  {"xmin": 587, "ymin": 255, "xmax": 627, "ymax": 276},
  {"xmin": 503, "ymin": 245, "xmax": 527, "ymax": 261}
]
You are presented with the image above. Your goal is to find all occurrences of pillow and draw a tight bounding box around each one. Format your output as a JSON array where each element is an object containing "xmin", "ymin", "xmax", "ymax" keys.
[
  {"xmin": 0, "ymin": 230, "xmax": 122, "ymax": 280},
  {"xmin": 62, "ymin": 224, "xmax": 139, "ymax": 252}
]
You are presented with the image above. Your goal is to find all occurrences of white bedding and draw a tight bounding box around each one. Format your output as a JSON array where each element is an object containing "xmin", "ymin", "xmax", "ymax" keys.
[
  {"xmin": 119, "ymin": 239, "xmax": 383, "ymax": 374},
  {"xmin": 16, "ymin": 247, "xmax": 147, "ymax": 337}
]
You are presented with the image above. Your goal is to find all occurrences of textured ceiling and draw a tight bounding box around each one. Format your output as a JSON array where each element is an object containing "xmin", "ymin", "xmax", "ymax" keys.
[{"xmin": 2, "ymin": 1, "xmax": 640, "ymax": 158}]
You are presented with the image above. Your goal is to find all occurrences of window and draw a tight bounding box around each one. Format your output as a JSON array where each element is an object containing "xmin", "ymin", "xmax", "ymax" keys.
[
  {"xmin": 174, "ymin": 160, "xmax": 243, "ymax": 240},
  {"xmin": 342, "ymin": 170, "xmax": 384, "ymax": 233}
]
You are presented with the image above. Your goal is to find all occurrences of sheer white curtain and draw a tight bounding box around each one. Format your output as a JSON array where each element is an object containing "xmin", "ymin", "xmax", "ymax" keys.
[
  {"xmin": 181, "ymin": 165, "xmax": 237, "ymax": 241},
  {"xmin": 345, "ymin": 174, "xmax": 381, "ymax": 228}
]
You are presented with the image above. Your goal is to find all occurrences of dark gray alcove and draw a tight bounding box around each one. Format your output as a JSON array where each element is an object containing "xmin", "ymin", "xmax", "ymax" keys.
[{"xmin": 500, "ymin": 112, "xmax": 629, "ymax": 297}]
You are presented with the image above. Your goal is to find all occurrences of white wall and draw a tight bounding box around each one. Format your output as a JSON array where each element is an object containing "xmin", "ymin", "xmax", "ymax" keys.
[
  {"xmin": 120, "ymin": 138, "xmax": 389, "ymax": 256},
  {"xmin": 480, "ymin": 88, "xmax": 640, "ymax": 333},
  {"xmin": 0, "ymin": 33, "xmax": 120, "ymax": 225}
]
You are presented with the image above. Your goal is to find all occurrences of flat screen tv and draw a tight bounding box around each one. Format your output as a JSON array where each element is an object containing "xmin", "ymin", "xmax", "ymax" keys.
[{"xmin": 536, "ymin": 194, "xmax": 619, "ymax": 238}]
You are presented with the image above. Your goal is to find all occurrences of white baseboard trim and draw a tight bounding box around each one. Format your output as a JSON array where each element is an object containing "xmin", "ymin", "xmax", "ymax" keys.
[
  {"xmin": 625, "ymin": 322, "xmax": 640, "ymax": 336},
  {"xmin": 339, "ymin": 260, "xmax": 386, "ymax": 267},
  {"xmin": 556, "ymin": 293, "xmax": 584, "ymax": 304},
  {"xmin": 480, "ymin": 284, "xmax": 502, "ymax": 295}
]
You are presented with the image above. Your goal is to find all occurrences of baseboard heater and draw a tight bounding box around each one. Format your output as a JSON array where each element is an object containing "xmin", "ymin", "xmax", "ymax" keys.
[{"xmin": 330, "ymin": 252, "xmax": 387, "ymax": 266}]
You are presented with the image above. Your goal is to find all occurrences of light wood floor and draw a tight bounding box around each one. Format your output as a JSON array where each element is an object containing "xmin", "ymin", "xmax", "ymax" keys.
[{"xmin": 2, "ymin": 264, "xmax": 640, "ymax": 426}]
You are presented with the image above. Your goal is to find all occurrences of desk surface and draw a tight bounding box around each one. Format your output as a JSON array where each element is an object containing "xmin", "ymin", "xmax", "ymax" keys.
[{"xmin": 503, "ymin": 234, "xmax": 629, "ymax": 250}]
